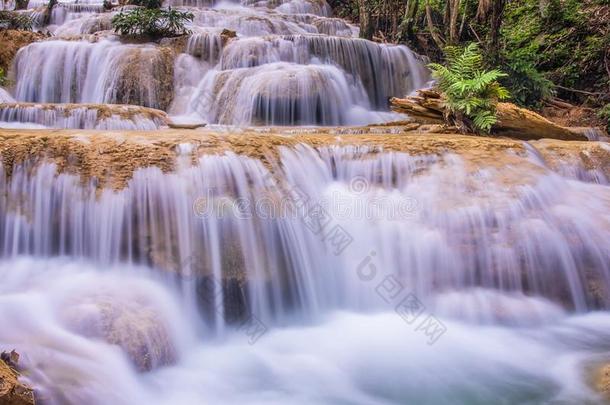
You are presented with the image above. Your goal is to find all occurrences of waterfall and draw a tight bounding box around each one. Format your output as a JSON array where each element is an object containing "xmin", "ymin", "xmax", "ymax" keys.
[
  {"xmin": 218, "ymin": 35, "xmax": 428, "ymax": 107},
  {"xmin": 7, "ymin": 0, "xmax": 429, "ymax": 127},
  {"xmin": 1, "ymin": 138, "xmax": 610, "ymax": 405},
  {"xmin": 2, "ymin": 142, "xmax": 609, "ymax": 325},
  {"xmin": 185, "ymin": 30, "xmax": 225, "ymax": 65},
  {"xmin": 13, "ymin": 39, "xmax": 174, "ymax": 110},
  {"xmin": 191, "ymin": 63, "xmax": 375, "ymax": 125},
  {"xmin": 0, "ymin": 88, "xmax": 15, "ymax": 103},
  {"xmin": 0, "ymin": 103, "xmax": 169, "ymax": 129},
  {"xmin": 5, "ymin": 0, "xmax": 608, "ymax": 403}
]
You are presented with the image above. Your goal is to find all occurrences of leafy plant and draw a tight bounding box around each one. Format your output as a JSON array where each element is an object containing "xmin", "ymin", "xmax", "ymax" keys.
[
  {"xmin": 0, "ymin": 67, "xmax": 7, "ymax": 87},
  {"xmin": 428, "ymin": 43, "xmax": 510, "ymax": 133},
  {"xmin": 501, "ymin": 59, "xmax": 554, "ymax": 108},
  {"xmin": 0, "ymin": 10, "xmax": 33, "ymax": 30},
  {"xmin": 112, "ymin": 7, "xmax": 193, "ymax": 38}
]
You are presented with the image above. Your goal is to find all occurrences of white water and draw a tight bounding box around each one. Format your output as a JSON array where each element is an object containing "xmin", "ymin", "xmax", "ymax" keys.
[
  {"xmin": 3, "ymin": 257, "xmax": 610, "ymax": 405},
  {"xmin": 6, "ymin": 0, "xmax": 428, "ymax": 128},
  {"xmin": 13, "ymin": 39, "xmax": 170, "ymax": 109},
  {"xmin": 0, "ymin": 103, "xmax": 168, "ymax": 129},
  {"xmin": 1, "ymin": 143, "xmax": 610, "ymax": 403}
]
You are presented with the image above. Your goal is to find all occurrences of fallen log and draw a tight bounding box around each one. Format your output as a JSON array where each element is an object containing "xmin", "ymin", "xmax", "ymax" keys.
[
  {"xmin": 391, "ymin": 90, "xmax": 587, "ymax": 141},
  {"xmin": 494, "ymin": 102, "xmax": 587, "ymax": 141}
]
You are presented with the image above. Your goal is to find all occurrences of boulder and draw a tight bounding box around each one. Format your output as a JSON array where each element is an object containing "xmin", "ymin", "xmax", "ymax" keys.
[
  {"xmin": 62, "ymin": 296, "xmax": 177, "ymax": 372},
  {"xmin": 0, "ymin": 352, "xmax": 35, "ymax": 405}
]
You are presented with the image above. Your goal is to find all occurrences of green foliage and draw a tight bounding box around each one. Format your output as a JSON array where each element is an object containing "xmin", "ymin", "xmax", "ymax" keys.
[
  {"xmin": 0, "ymin": 67, "xmax": 7, "ymax": 87},
  {"xmin": 501, "ymin": 59, "xmax": 554, "ymax": 108},
  {"xmin": 329, "ymin": 0, "xmax": 608, "ymax": 109},
  {"xmin": 127, "ymin": 0, "xmax": 163, "ymax": 9},
  {"xmin": 501, "ymin": 0, "xmax": 608, "ymax": 103},
  {"xmin": 429, "ymin": 43, "xmax": 510, "ymax": 133},
  {"xmin": 0, "ymin": 10, "xmax": 33, "ymax": 30},
  {"xmin": 112, "ymin": 7, "xmax": 193, "ymax": 38}
]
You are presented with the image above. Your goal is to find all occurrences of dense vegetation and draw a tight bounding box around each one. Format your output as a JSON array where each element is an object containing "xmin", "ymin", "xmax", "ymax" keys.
[
  {"xmin": 0, "ymin": 10, "xmax": 33, "ymax": 30},
  {"xmin": 330, "ymin": 0, "xmax": 610, "ymax": 114},
  {"xmin": 112, "ymin": 7, "xmax": 193, "ymax": 38}
]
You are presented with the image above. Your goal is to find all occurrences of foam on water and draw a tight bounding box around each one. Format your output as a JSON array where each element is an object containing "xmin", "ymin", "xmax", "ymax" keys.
[{"xmin": 1, "ymin": 258, "xmax": 608, "ymax": 404}]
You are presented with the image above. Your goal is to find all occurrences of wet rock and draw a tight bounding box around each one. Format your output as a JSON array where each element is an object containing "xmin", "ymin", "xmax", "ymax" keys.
[
  {"xmin": 0, "ymin": 30, "xmax": 45, "ymax": 73},
  {"xmin": 0, "ymin": 351, "xmax": 35, "ymax": 405},
  {"xmin": 111, "ymin": 46, "xmax": 175, "ymax": 111},
  {"xmin": 62, "ymin": 296, "xmax": 177, "ymax": 372},
  {"xmin": 0, "ymin": 102, "xmax": 170, "ymax": 129},
  {"xmin": 592, "ymin": 363, "xmax": 610, "ymax": 402},
  {"xmin": 220, "ymin": 29, "xmax": 237, "ymax": 42},
  {"xmin": 81, "ymin": 14, "xmax": 114, "ymax": 35}
]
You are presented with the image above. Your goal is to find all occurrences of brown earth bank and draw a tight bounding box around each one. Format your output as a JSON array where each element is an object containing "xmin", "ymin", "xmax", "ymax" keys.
[
  {"xmin": 1, "ymin": 127, "xmax": 609, "ymax": 189},
  {"xmin": 0, "ymin": 351, "xmax": 35, "ymax": 405},
  {"xmin": 541, "ymin": 101, "xmax": 607, "ymax": 130},
  {"xmin": 0, "ymin": 30, "xmax": 46, "ymax": 73}
]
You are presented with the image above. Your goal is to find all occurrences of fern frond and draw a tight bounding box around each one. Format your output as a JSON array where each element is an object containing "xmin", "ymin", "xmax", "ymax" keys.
[{"xmin": 427, "ymin": 42, "xmax": 510, "ymax": 134}]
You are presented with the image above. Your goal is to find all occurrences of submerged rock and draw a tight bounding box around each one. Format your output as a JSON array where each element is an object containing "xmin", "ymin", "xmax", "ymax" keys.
[
  {"xmin": 62, "ymin": 295, "xmax": 177, "ymax": 372},
  {"xmin": 0, "ymin": 352, "xmax": 35, "ymax": 405}
]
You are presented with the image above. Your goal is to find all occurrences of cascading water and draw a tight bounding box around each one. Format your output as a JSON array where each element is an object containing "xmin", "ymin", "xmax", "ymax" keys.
[
  {"xmin": 13, "ymin": 39, "xmax": 174, "ymax": 109},
  {"xmin": 2, "ymin": 0, "xmax": 610, "ymax": 403},
  {"xmin": 3, "ymin": 0, "xmax": 428, "ymax": 129},
  {"xmin": 2, "ymin": 133, "xmax": 610, "ymax": 403},
  {"xmin": 0, "ymin": 103, "xmax": 169, "ymax": 129}
]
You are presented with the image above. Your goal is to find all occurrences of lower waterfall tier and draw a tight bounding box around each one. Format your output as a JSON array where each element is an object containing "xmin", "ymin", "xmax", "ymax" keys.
[
  {"xmin": 1, "ymin": 129, "xmax": 610, "ymax": 320},
  {"xmin": 1, "ymin": 129, "xmax": 610, "ymax": 404}
]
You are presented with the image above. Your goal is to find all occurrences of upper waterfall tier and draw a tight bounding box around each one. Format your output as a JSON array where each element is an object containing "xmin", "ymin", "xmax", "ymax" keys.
[{"xmin": 5, "ymin": 0, "xmax": 429, "ymax": 128}]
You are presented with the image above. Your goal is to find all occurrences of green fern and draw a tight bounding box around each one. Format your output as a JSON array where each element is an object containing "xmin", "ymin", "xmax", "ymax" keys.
[{"xmin": 429, "ymin": 43, "xmax": 510, "ymax": 134}]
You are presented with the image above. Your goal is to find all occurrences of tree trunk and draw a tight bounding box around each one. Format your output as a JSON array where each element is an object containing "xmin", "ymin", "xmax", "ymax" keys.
[
  {"xmin": 404, "ymin": 0, "xmax": 420, "ymax": 41},
  {"xmin": 448, "ymin": 0, "xmax": 461, "ymax": 44},
  {"xmin": 357, "ymin": 0, "xmax": 373, "ymax": 40},
  {"xmin": 488, "ymin": 0, "xmax": 506, "ymax": 62},
  {"xmin": 425, "ymin": 0, "xmax": 445, "ymax": 50}
]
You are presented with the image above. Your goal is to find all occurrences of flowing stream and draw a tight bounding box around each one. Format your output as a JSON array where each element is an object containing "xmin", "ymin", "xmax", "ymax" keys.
[
  {"xmin": 2, "ymin": 0, "xmax": 428, "ymax": 129},
  {"xmin": 1, "ymin": 0, "xmax": 610, "ymax": 404},
  {"xmin": 1, "ymin": 138, "xmax": 610, "ymax": 404}
]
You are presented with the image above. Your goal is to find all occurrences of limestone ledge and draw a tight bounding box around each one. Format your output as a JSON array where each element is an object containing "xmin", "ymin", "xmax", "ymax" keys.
[
  {"xmin": 0, "ymin": 102, "xmax": 171, "ymax": 123},
  {"xmin": 0, "ymin": 126, "xmax": 608, "ymax": 190}
]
